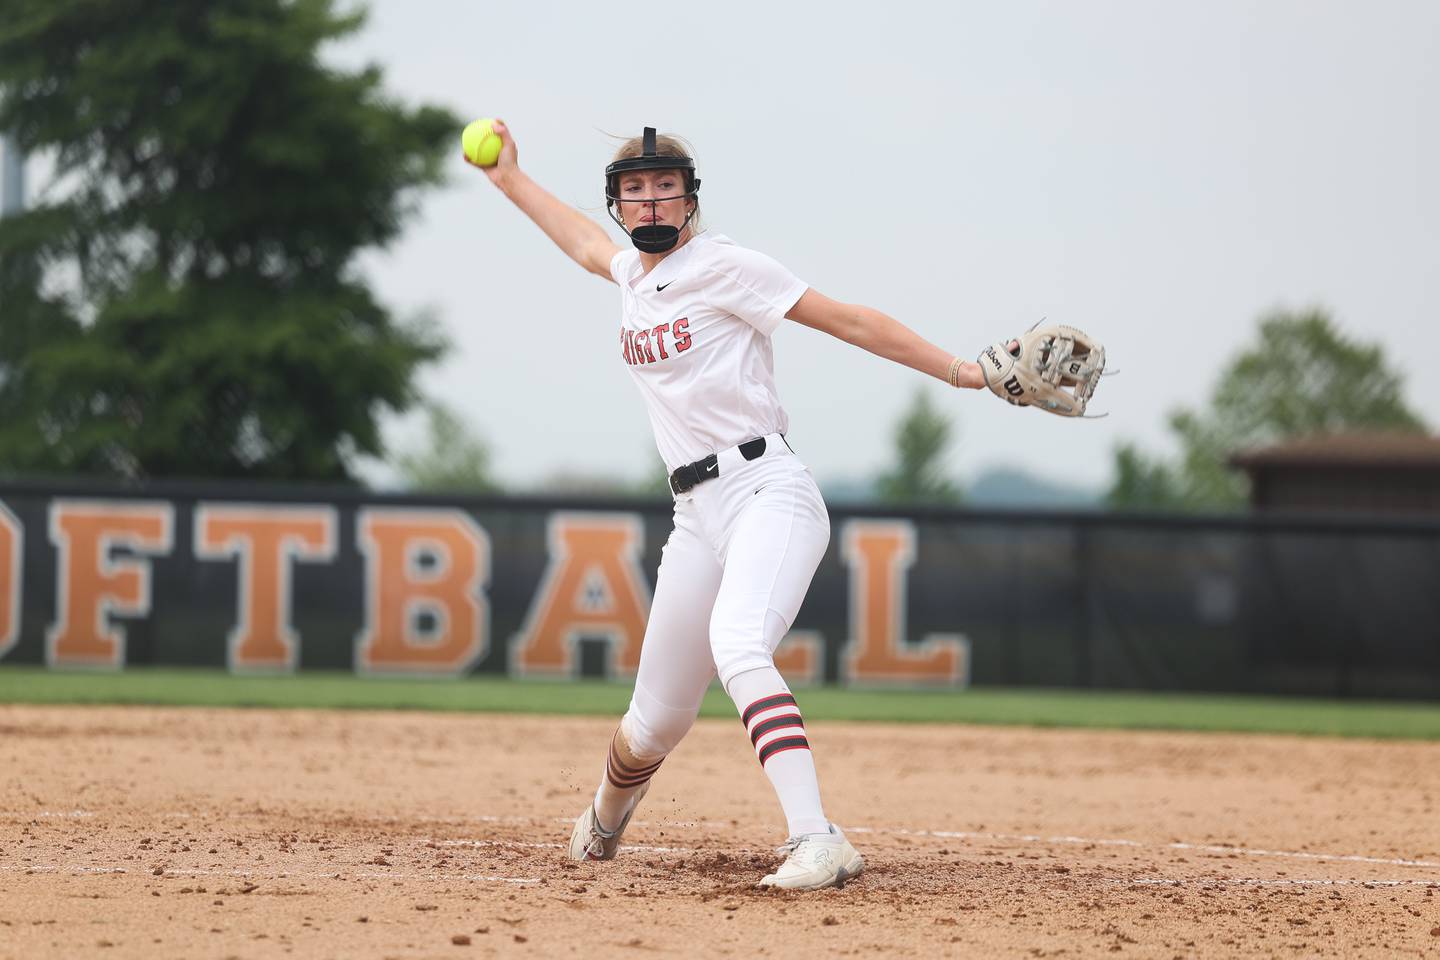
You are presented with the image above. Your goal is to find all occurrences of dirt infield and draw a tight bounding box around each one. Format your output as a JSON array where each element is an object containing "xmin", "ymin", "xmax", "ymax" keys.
[{"xmin": 1, "ymin": 705, "xmax": 1438, "ymax": 959}]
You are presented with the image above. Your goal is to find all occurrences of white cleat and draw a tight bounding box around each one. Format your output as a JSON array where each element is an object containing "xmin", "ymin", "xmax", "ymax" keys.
[
  {"xmin": 566, "ymin": 783, "xmax": 648, "ymax": 862},
  {"xmin": 759, "ymin": 825, "xmax": 864, "ymax": 890}
]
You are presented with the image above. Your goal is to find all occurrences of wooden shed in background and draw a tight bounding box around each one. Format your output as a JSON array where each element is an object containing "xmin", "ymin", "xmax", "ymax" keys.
[{"xmin": 1228, "ymin": 433, "xmax": 1440, "ymax": 514}]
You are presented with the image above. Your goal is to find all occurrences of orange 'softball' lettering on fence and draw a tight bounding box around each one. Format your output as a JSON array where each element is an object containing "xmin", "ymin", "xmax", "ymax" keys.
[
  {"xmin": 354, "ymin": 509, "xmax": 490, "ymax": 675},
  {"xmin": 45, "ymin": 501, "xmax": 174, "ymax": 669},
  {"xmin": 194, "ymin": 504, "xmax": 337, "ymax": 672},
  {"xmin": 840, "ymin": 520, "xmax": 968, "ymax": 686},
  {"xmin": 513, "ymin": 513, "xmax": 651, "ymax": 676},
  {"xmin": 772, "ymin": 629, "xmax": 821, "ymax": 685}
]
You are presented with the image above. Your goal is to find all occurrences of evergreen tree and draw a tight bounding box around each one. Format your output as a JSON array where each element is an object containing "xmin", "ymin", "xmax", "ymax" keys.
[
  {"xmin": 0, "ymin": 0, "xmax": 457, "ymax": 480},
  {"xmin": 876, "ymin": 387, "xmax": 962, "ymax": 505}
]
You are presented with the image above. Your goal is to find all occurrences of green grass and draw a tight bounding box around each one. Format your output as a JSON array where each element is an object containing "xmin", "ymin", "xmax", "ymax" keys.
[{"xmin": 2, "ymin": 665, "xmax": 1439, "ymax": 739}]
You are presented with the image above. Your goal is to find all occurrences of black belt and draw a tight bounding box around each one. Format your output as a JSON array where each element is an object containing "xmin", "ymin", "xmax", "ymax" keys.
[{"xmin": 669, "ymin": 436, "xmax": 781, "ymax": 495}]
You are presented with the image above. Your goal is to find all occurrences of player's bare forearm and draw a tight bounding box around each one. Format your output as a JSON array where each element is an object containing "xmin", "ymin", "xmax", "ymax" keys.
[
  {"xmin": 842, "ymin": 304, "xmax": 984, "ymax": 388},
  {"xmin": 492, "ymin": 167, "xmax": 618, "ymax": 280},
  {"xmin": 786, "ymin": 290, "xmax": 984, "ymax": 389}
]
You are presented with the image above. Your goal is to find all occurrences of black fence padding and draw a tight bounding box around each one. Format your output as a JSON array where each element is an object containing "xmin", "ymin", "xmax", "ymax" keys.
[{"xmin": 0, "ymin": 476, "xmax": 1436, "ymax": 698}]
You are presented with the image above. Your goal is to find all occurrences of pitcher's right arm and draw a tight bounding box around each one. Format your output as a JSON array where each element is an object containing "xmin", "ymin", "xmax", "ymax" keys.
[{"xmin": 470, "ymin": 120, "xmax": 620, "ymax": 281}]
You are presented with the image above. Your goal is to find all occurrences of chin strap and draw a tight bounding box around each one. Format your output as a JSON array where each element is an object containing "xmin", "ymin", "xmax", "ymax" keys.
[{"xmin": 626, "ymin": 207, "xmax": 697, "ymax": 253}]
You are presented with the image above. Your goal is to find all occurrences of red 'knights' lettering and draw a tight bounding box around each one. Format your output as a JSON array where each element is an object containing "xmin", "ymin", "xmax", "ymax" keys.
[
  {"xmin": 621, "ymin": 318, "xmax": 692, "ymax": 366},
  {"xmin": 635, "ymin": 329, "xmax": 656, "ymax": 363}
]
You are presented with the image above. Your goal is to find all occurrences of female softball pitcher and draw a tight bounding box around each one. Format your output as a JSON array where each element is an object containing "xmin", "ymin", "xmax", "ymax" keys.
[{"xmin": 468, "ymin": 122, "xmax": 993, "ymax": 891}]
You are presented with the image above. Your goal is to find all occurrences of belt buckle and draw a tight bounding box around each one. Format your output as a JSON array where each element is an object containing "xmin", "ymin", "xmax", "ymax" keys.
[
  {"xmin": 669, "ymin": 462, "xmax": 697, "ymax": 495},
  {"xmin": 669, "ymin": 456, "xmax": 717, "ymax": 496}
]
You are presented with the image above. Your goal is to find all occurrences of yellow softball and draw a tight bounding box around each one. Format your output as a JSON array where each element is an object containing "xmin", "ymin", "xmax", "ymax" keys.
[{"xmin": 462, "ymin": 118, "xmax": 503, "ymax": 167}]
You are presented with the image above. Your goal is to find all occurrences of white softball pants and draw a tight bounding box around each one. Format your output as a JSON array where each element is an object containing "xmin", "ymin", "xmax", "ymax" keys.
[{"xmin": 620, "ymin": 435, "xmax": 831, "ymax": 760}]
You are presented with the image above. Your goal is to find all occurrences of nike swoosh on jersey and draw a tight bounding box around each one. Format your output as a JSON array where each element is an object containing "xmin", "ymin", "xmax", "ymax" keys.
[{"xmin": 656, "ymin": 280, "xmax": 675, "ymax": 292}]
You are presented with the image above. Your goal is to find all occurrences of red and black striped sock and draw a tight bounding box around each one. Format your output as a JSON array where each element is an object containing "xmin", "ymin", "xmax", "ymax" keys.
[
  {"xmin": 742, "ymin": 692, "xmax": 810, "ymax": 765},
  {"xmin": 593, "ymin": 729, "xmax": 663, "ymax": 833},
  {"xmin": 730, "ymin": 669, "xmax": 829, "ymax": 838},
  {"xmin": 606, "ymin": 744, "xmax": 663, "ymax": 792}
]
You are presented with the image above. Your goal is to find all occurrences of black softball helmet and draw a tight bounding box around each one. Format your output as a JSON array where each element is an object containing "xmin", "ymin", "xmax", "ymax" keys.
[{"xmin": 605, "ymin": 127, "xmax": 701, "ymax": 254}]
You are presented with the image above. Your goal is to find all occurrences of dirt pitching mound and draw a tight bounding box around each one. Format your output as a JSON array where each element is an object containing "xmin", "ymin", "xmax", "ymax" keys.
[{"xmin": 2, "ymin": 705, "xmax": 1438, "ymax": 958}]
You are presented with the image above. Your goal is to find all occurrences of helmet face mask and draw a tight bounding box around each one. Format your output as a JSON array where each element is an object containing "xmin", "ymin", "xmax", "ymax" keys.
[{"xmin": 605, "ymin": 127, "xmax": 701, "ymax": 254}]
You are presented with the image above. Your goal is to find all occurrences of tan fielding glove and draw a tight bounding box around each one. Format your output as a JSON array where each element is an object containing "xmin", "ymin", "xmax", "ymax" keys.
[{"xmin": 978, "ymin": 323, "xmax": 1106, "ymax": 417}]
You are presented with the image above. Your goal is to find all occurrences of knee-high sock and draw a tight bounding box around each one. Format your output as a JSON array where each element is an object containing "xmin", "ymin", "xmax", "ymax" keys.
[
  {"xmin": 592, "ymin": 725, "xmax": 664, "ymax": 833},
  {"xmin": 726, "ymin": 665, "xmax": 829, "ymax": 839}
]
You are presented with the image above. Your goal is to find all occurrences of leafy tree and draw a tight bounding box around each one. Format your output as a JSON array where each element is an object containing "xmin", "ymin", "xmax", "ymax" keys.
[
  {"xmin": 0, "ymin": 0, "xmax": 457, "ymax": 481},
  {"xmin": 393, "ymin": 402, "xmax": 499, "ymax": 494},
  {"xmin": 1108, "ymin": 307, "xmax": 1428, "ymax": 510},
  {"xmin": 1107, "ymin": 444, "xmax": 1188, "ymax": 510},
  {"xmin": 876, "ymin": 387, "xmax": 962, "ymax": 505}
]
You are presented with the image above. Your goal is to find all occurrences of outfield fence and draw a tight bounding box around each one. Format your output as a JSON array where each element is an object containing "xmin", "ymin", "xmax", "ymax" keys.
[{"xmin": 0, "ymin": 477, "xmax": 1436, "ymax": 698}]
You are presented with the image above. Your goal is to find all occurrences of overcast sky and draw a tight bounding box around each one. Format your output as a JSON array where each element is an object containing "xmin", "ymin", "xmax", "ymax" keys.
[{"xmin": 329, "ymin": 0, "xmax": 1438, "ymax": 492}]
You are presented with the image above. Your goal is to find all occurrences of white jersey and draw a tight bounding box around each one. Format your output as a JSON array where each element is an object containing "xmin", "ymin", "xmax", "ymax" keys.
[{"xmin": 609, "ymin": 232, "xmax": 808, "ymax": 472}]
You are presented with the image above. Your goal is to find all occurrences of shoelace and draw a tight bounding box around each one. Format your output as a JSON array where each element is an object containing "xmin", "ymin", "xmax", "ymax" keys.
[{"xmin": 773, "ymin": 836, "xmax": 803, "ymax": 857}]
